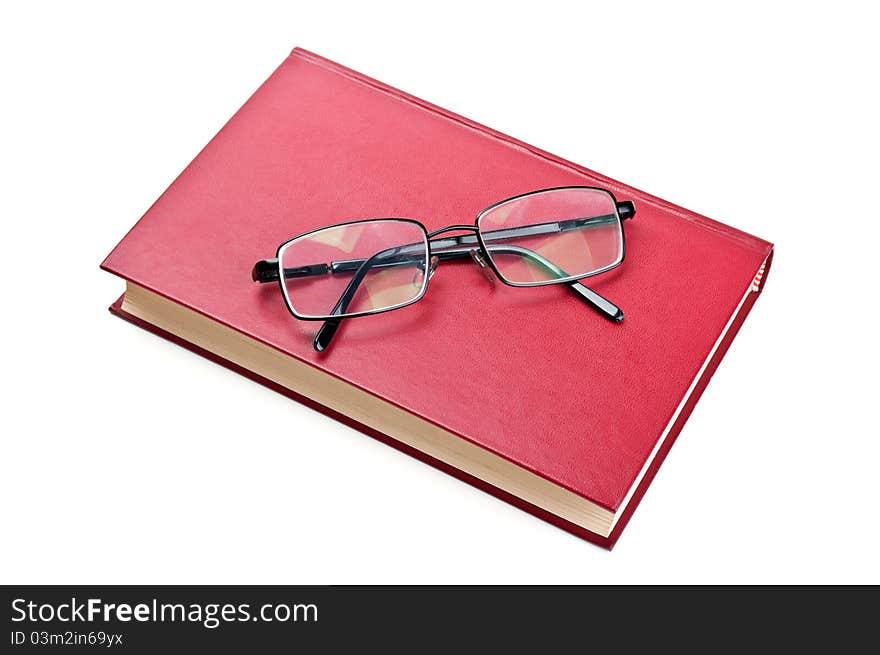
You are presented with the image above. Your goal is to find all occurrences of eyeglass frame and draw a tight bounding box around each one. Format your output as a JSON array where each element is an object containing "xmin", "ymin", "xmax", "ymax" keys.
[{"xmin": 252, "ymin": 185, "xmax": 635, "ymax": 350}]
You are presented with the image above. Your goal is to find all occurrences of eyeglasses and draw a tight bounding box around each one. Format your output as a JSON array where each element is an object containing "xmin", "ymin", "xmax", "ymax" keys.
[{"xmin": 253, "ymin": 186, "xmax": 635, "ymax": 351}]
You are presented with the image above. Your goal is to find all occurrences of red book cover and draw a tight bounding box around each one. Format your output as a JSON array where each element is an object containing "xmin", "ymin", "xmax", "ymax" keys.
[{"xmin": 101, "ymin": 48, "xmax": 773, "ymax": 548}]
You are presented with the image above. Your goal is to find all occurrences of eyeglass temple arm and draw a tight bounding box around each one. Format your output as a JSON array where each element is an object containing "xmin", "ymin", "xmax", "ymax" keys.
[
  {"xmin": 488, "ymin": 244, "xmax": 624, "ymax": 322},
  {"xmin": 425, "ymin": 208, "xmax": 631, "ymax": 321},
  {"xmin": 314, "ymin": 246, "xmax": 418, "ymax": 351},
  {"xmin": 434, "ymin": 242, "xmax": 624, "ymax": 322}
]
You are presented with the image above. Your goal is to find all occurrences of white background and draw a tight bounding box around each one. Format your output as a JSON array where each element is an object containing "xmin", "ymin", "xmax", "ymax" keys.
[{"xmin": 2, "ymin": 1, "xmax": 878, "ymax": 583}]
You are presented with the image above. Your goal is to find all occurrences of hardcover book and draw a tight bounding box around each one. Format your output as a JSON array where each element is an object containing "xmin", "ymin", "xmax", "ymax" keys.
[{"xmin": 102, "ymin": 47, "xmax": 773, "ymax": 548}]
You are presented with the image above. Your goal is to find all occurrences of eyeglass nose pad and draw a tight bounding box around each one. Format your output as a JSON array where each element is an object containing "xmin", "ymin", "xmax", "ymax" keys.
[
  {"xmin": 469, "ymin": 249, "xmax": 495, "ymax": 283},
  {"xmin": 412, "ymin": 255, "xmax": 440, "ymax": 288}
]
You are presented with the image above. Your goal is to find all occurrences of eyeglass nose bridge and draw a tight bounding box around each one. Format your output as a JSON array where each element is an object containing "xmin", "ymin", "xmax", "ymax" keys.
[
  {"xmin": 426, "ymin": 224, "xmax": 479, "ymax": 239},
  {"xmin": 426, "ymin": 224, "xmax": 495, "ymax": 283}
]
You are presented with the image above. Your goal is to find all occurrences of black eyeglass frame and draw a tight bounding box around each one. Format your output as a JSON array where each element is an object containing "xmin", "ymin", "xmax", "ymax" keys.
[
  {"xmin": 253, "ymin": 186, "xmax": 635, "ymax": 349},
  {"xmin": 273, "ymin": 217, "xmax": 432, "ymax": 321},
  {"xmin": 474, "ymin": 186, "xmax": 629, "ymax": 287}
]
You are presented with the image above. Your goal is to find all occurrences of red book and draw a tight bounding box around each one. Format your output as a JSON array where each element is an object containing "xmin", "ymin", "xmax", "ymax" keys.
[{"xmin": 101, "ymin": 48, "xmax": 773, "ymax": 548}]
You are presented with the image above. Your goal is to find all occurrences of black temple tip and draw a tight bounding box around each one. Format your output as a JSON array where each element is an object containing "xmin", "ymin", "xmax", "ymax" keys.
[
  {"xmin": 252, "ymin": 258, "xmax": 279, "ymax": 283},
  {"xmin": 616, "ymin": 201, "xmax": 636, "ymax": 220},
  {"xmin": 313, "ymin": 318, "xmax": 342, "ymax": 352}
]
